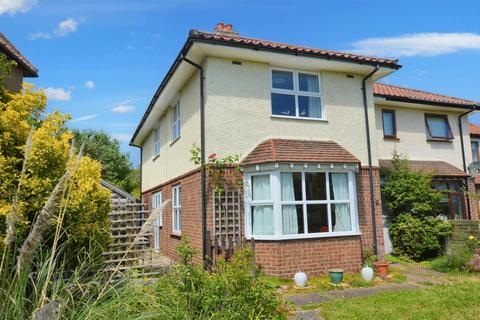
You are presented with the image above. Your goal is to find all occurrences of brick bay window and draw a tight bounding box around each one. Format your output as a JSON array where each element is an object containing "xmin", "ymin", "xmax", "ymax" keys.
[{"xmin": 244, "ymin": 167, "xmax": 359, "ymax": 240}]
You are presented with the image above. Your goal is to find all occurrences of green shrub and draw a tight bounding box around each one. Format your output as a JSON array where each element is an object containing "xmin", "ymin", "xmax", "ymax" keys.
[{"xmin": 389, "ymin": 213, "xmax": 452, "ymax": 261}]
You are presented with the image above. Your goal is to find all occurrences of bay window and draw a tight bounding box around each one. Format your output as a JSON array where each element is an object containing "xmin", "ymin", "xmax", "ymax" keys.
[
  {"xmin": 270, "ymin": 69, "xmax": 323, "ymax": 119},
  {"xmin": 245, "ymin": 169, "xmax": 358, "ymax": 240}
]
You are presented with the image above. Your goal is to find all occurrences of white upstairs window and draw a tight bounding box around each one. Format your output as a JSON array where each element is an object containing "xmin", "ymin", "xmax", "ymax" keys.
[
  {"xmin": 172, "ymin": 185, "xmax": 181, "ymax": 234},
  {"xmin": 270, "ymin": 69, "xmax": 323, "ymax": 120},
  {"xmin": 154, "ymin": 127, "xmax": 160, "ymax": 157},
  {"xmin": 172, "ymin": 101, "xmax": 181, "ymax": 141}
]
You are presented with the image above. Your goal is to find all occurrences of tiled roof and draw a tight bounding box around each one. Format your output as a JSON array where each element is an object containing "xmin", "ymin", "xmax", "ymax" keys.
[
  {"xmin": 241, "ymin": 139, "xmax": 359, "ymax": 166},
  {"xmin": 469, "ymin": 123, "xmax": 480, "ymax": 136},
  {"xmin": 189, "ymin": 30, "xmax": 400, "ymax": 69},
  {"xmin": 0, "ymin": 32, "xmax": 38, "ymax": 77},
  {"xmin": 379, "ymin": 159, "xmax": 468, "ymax": 177},
  {"xmin": 373, "ymin": 83, "xmax": 479, "ymax": 108}
]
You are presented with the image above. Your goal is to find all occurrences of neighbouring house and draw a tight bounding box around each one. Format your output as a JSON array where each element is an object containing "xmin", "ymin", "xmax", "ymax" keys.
[
  {"xmin": 468, "ymin": 123, "xmax": 480, "ymax": 196},
  {"xmin": 0, "ymin": 32, "xmax": 38, "ymax": 92},
  {"xmin": 130, "ymin": 23, "xmax": 479, "ymax": 277}
]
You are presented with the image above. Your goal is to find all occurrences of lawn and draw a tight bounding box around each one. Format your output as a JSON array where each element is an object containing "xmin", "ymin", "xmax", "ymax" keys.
[{"xmin": 321, "ymin": 277, "xmax": 480, "ymax": 320}]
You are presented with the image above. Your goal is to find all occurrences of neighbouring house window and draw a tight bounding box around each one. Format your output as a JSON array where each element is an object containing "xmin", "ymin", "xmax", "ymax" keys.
[
  {"xmin": 270, "ymin": 69, "xmax": 323, "ymax": 119},
  {"xmin": 172, "ymin": 101, "xmax": 181, "ymax": 141},
  {"xmin": 154, "ymin": 127, "xmax": 160, "ymax": 157},
  {"xmin": 425, "ymin": 114, "xmax": 453, "ymax": 140},
  {"xmin": 472, "ymin": 141, "xmax": 479, "ymax": 162},
  {"xmin": 245, "ymin": 170, "xmax": 358, "ymax": 240},
  {"xmin": 152, "ymin": 191, "xmax": 162, "ymax": 251},
  {"xmin": 172, "ymin": 185, "xmax": 181, "ymax": 234},
  {"xmin": 382, "ymin": 109, "xmax": 397, "ymax": 139}
]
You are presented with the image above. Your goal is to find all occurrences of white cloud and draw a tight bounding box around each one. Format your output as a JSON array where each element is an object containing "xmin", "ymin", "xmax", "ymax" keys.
[
  {"xmin": 111, "ymin": 104, "xmax": 135, "ymax": 113},
  {"xmin": 54, "ymin": 18, "xmax": 78, "ymax": 37},
  {"xmin": 84, "ymin": 80, "xmax": 95, "ymax": 90},
  {"xmin": 111, "ymin": 133, "xmax": 132, "ymax": 142},
  {"xmin": 0, "ymin": 0, "xmax": 36, "ymax": 15},
  {"xmin": 44, "ymin": 87, "xmax": 71, "ymax": 101},
  {"xmin": 71, "ymin": 114, "xmax": 97, "ymax": 122},
  {"xmin": 30, "ymin": 18, "xmax": 79, "ymax": 40},
  {"xmin": 351, "ymin": 33, "xmax": 480, "ymax": 58}
]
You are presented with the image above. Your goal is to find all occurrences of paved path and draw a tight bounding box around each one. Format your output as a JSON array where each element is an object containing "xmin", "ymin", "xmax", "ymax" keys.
[{"xmin": 287, "ymin": 263, "xmax": 449, "ymax": 320}]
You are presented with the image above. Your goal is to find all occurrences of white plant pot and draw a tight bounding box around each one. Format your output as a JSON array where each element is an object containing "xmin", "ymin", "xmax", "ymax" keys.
[
  {"xmin": 293, "ymin": 271, "xmax": 308, "ymax": 287},
  {"xmin": 361, "ymin": 266, "xmax": 374, "ymax": 281}
]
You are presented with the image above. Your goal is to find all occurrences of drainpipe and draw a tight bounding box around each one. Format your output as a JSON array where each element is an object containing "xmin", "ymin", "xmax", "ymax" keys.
[
  {"xmin": 181, "ymin": 55, "xmax": 208, "ymax": 268},
  {"xmin": 361, "ymin": 66, "xmax": 380, "ymax": 255},
  {"xmin": 458, "ymin": 108, "xmax": 477, "ymax": 220}
]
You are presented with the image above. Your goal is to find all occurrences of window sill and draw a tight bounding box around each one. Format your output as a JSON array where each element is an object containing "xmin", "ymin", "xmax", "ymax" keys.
[
  {"xmin": 170, "ymin": 232, "xmax": 181, "ymax": 239},
  {"xmin": 153, "ymin": 154, "xmax": 160, "ymax": 161},
  {"xmin": 270, "ymin": 115, "xmax": 328, "ymax": 122},
  {"xmin": 383, "ymin": 136, "xmax": 400, "ymax": 141},
  {"xmin": 427, "ymin": 138, "xmax": 453, "ymax": 143},
  {"xmin": 170, "ymin": 136, "xmax": 181, "ymax": 147},
  {"xmin": 246, "ymin": 231, "xmax": 361, "ymax": 241}
]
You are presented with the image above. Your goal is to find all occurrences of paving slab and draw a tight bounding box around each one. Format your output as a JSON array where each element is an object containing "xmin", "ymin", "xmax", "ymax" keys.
[
  {"xmin": 326, "ymin": 283, "xmax": 419, "ymax": 298},
  {"xmin": 286, "ymin": 292, "xmax": 332, "ymax": 306},
  {"xmin": 289, "ymin": 310, "xmax": 322, "ymax": 320}
]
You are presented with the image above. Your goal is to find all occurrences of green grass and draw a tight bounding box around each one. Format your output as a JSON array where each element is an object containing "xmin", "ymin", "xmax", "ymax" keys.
[{"xmin": 321, "ymin": 279, "xmax": 480, "ymax": 320}]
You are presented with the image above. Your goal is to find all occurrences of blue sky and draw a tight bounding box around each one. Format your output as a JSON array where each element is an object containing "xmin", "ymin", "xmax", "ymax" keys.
[{"xmin": 2, "ymin": 0, "xmax": 480, "ymax": 166}]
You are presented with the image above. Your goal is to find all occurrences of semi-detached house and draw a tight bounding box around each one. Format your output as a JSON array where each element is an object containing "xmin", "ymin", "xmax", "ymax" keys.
[{"xmin": 130, "ymin": 23, "xmax": 480, "ymax": 277}]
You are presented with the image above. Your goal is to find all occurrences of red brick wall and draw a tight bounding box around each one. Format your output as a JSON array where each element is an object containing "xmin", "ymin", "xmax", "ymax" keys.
[
  {"xmin": 143, "ymin": 166, "xmax": 385, "ymax": 278},
  {"xmin": 467, "ymin": 177, "xmax": 479, "ymax": 220}
]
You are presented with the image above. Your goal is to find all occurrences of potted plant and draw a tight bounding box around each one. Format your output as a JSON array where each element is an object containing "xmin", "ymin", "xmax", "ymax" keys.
[
  {"xmin": 361, "ymin": 247, "xmax": 376, "ymax": 281},
  {"xmin": 375, "ymin": 260, "xmax": 389, "ymax": 278},
  {"xmin": 329, "ymin": 269, "xmax": 344, "ymax": 284}
]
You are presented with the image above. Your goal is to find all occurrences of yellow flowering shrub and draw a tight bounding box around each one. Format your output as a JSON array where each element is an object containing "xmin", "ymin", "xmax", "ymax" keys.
[{"xmin": 0, "ymin": 84, "xmax": 111, "ymax": 263}]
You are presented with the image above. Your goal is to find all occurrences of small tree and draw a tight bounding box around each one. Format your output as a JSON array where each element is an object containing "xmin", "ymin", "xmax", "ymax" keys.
[{"xmin": 382, "ymin": 152, "xmax": 442, "ymax": 218}]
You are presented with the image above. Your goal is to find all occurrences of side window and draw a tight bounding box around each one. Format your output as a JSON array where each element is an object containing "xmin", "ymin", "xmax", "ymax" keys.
[
  {"xmin": 172, "ymin": 101, "xmax": 181, "ymax": 141},
  {"xmin": 172, "ymin": 185, "xmax": 181, "ymax": 234},
  {"xmin": 154, "ymin": 127, "xmax": 160, "ymax": 157},
  {"xmin": 382, "ymin": 109, "xmax": 397, "ymax": 139},
  {"xmin": 152, "ymin": 191, "xmax": 163, "ymax": 226}
]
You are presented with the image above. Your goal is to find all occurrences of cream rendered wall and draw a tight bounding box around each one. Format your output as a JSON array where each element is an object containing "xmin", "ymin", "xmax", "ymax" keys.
[
  {"xmin": 204, "ymin": 57, "xmax": 378, "ymax": 166},
  {"xmin": 374, "ymin": 104, "xmax": 472, "ymax": 169},
  {"xmin": 141, "ymin": 72, "xmax": 201, "ymax": 192}
]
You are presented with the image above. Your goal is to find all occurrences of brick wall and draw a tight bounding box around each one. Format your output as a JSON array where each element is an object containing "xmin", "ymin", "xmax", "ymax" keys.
[
  {"xmin": 467, "ymin": 178, "xmax": 479, "ymax": 220},
  {"xmin": 143, "ymin": 166, "xmax": 385, "ymax": 278},
  {"xmin": 447, "ymin": 220, "xmax": 480, "ymax": 252}
]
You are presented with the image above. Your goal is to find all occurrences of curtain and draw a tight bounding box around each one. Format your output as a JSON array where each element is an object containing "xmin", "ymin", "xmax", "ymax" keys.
[
  {"xmin": 306, "ymin": 75, "xmax": 321, "ymax": 118},
  {"xmin": 281, "ymin": 173, "xmax": 298, "ymax": 234},
  {"xmin": 331, "ymin": 173, "xmax": 351, "ymax": 232},
  {"xmin": 252, "ymin": 175, "xmax": 274, "ymax": 235}
]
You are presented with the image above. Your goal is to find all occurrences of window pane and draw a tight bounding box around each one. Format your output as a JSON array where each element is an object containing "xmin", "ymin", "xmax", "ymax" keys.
[
  {"xmin": 252, "ymin": 205, "xmax": 274, "ymax": 235},
  {"xmin": 282, "ymin": 205, "xmax": 304, "ymax": 234},
  {"xmin": 252, "ymin": 175, "xmax": 271, "ymax": 201},
  {"xmin": 472, "ymin": 142, "xmax": 479, "ymax": 161},
  {"xmin": 281, "ymin": 172, "xmax": 302, "ymax": 201},
  {"xmin": 272, "ymin": 70, "xmax": 294, "ymax": 90},
  {"xmin": 298, "ymin": 96, "xmax": 322, "ymax": 118},
  {"xmin": 298, "ymin": 73, "xmax": 319, "ymax": 92},
  {"xmin": 305, "ymin": 172, "xmax": 326, "ymax": 200},
  {"xmin": 332, "ymin": 203, "xmax": 352, "ymax": 232},
  {"xmin": 307, "ymin": 204, "xmax": 328, "ymax": 233},
  {"xmin": 329, "ymin": 173, "xmax": 350, "ymax": 200},
  {"xmin": 427, "ymin": 116, "xmax": 449, "ymax": 138},
  {"xmin": 271, "ymin": 93, "xmax": 296, "ymax": 116},
  {"xmin": 382, "ymin": 111, "xmax": 394, "ymax": 136}
]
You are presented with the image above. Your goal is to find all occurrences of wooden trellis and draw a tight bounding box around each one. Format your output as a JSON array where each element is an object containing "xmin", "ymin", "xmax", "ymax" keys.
[{"xmin": 208, "ymin": 189, "xmax": 245, "ymax": 263}]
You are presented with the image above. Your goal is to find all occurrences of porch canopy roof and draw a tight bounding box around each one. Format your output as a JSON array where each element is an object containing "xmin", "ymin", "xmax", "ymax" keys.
[
  {"xmin": 241, "ymin": 139, "xmax": 360, "ymax": 167},
  {"xmin": 379, "ymin": 159, "xmax": 469, "ymax": 178}
]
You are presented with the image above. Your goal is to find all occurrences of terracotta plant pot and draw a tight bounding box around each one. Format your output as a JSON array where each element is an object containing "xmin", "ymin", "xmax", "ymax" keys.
[{"xmin": 375, "ymin": 261, "xmax": 389, "ymax": 277}]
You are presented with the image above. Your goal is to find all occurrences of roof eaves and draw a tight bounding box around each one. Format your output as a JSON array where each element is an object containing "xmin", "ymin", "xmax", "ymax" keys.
[{"xmin": 374, "ymin": 94, "xmax": 480, "ymax": 110}]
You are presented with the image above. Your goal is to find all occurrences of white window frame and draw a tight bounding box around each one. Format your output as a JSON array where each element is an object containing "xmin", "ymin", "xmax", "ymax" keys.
[
  {"xmin": 171, "ymin": 100, "xmax": 181, "ymax": 141},
  {"xmin": 172, "ymin": 185, "xmax": 181, "ymax": 235},
  {"xmin": 153, "ymin": 127, "xmax": 160, "ymax": 158},
  {"xmin": 270, "ymin": 68, "xmax": 324, "ymax": 120},
  {"xmin": 152, "ymin": 191, "xmax": 162, "ymax": 251},
  {"xmin": 244, "ymin": 167, "xmax": 359, "ymax": 240}
]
